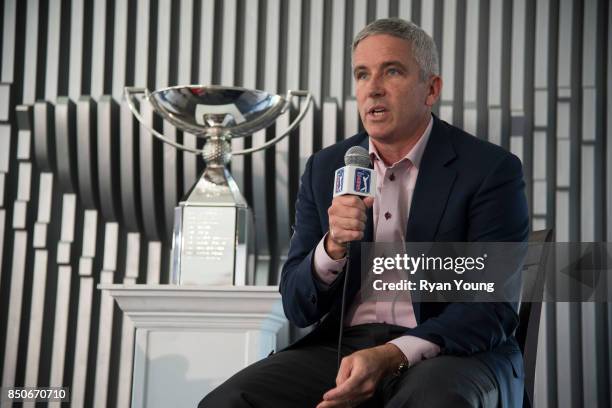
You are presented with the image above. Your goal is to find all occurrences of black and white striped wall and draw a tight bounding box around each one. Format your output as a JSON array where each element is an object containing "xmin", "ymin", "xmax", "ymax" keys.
[{"xmin": 0, "ymin": 0, "xmax": 610, "ymax": 407}]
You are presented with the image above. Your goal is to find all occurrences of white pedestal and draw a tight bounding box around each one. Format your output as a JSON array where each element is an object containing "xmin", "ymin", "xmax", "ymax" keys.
[{"xmin": 98, "ymin": 284, "xmax": 289, "ymax": 408}]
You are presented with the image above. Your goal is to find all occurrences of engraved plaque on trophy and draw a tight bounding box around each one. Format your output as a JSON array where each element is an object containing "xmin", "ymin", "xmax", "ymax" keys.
[{"xmin": 125, "ymin": 85, "xmax": 312, "ymax": 285}]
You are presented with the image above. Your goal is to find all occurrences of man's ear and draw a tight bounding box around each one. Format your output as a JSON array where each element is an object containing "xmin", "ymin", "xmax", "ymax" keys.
[{"xmin": 425, "ymin": 75, "xmax": 443, "ymax": 107}]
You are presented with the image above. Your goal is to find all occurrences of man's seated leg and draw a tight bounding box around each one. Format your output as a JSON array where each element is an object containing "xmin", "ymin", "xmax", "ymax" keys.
[
  {"xmin": 198, "ymin": 343, "xmax": 339, "ymax": 408},
  {"xmin": 382, "ymin": 355, "xmax": 501, "ymax": 408}
]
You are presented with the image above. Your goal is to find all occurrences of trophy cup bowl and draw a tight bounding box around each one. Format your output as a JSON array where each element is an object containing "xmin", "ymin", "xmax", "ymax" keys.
[{"xmin": 124, "ymin": 85, "xmax": 312, "ymax": 286}]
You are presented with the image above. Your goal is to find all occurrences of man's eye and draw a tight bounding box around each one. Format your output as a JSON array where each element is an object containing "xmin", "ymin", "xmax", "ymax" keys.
[
  {"xmin": 387, "ymin": 68, "xmax": 400, "ymax": 76},
  {"xmin": 356, "ymin": 72, "xmax": 368, "ymax": 80}
]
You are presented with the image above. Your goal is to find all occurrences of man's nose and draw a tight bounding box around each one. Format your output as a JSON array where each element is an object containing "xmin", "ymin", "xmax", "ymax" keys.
[{"xmin": 367, "ymin": 75, "xmax": 385, "ymax": 97}]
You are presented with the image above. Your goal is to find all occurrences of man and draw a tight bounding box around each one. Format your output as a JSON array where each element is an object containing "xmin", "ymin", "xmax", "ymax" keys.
[{"xmin": 200, "ymin": 18, "xmax": 528, "ymax": 408}]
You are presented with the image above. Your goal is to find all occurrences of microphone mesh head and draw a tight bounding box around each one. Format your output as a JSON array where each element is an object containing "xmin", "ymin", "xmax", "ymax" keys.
[{"xmin": 344, "ymin": 146, "xmax": 372, "ymax": 168}]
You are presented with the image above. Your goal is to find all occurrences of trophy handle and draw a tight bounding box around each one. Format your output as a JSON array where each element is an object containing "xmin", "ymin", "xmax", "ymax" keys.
[
  {"xmin": 123, "ymin": 87, "xmax": 202, "ymax": 154},
  {"xmin": 232, "ymin": 90, "xmax": 313, "ymax": 155}
]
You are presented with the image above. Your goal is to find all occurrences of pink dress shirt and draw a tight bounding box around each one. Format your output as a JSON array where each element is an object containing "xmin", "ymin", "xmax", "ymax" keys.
[{"xmin": 313, "ymin": 116, "xmax": 441, "ymax": 366}]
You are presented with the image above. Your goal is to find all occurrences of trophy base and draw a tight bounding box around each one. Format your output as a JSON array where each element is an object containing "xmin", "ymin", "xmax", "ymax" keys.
[{"xmin": 171, "ymin": 204, "xmax": 255, "ymax": 286}]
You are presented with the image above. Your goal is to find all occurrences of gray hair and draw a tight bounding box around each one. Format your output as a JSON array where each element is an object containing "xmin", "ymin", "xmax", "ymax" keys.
[{"xmin": 352, "ymin": 18, "xmax": 440, "ymax": 81}]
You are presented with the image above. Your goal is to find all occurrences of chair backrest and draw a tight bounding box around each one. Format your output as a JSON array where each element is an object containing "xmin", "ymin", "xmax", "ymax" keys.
[{"xmin": 516, "ymin": 229, "xmax": 554, "ymax": 408}]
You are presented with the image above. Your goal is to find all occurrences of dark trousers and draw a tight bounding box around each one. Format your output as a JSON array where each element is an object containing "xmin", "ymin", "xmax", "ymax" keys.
[{"xmin": 199, "ymin": 324, "xmax": 499, "ymax": 408}]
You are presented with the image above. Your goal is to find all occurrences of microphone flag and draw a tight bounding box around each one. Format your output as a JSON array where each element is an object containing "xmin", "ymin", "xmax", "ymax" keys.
[{"xmin": 333, "ymin": 165, "xmax": 376, "ymax": 197}]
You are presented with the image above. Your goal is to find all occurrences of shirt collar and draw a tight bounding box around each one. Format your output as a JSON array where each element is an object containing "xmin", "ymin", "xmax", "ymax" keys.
[{"xmin": 368, "ymin": 115, "xmax": 433, "ymax": 169}]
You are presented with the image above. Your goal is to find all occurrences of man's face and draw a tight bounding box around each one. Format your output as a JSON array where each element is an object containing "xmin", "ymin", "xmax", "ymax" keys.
[{"xmin": 353, "ymin": 34, "xmax": 439, "ymax": 143}]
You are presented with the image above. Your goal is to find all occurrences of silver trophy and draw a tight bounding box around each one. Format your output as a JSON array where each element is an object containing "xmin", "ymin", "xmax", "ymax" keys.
[{"xmin": 125, "ymin": 85, "xmax": 312, "ymax": 286}]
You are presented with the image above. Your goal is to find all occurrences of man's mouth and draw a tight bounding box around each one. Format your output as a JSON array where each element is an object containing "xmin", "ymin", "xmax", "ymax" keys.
[{"xmin": 368, "ymin": 105, "xmax": 388, "ymax": 117}]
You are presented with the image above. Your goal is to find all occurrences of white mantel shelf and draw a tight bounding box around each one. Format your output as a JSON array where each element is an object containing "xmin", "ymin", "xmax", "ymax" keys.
[
  {"xmin": 98, "ymin": 284, "xmax": 289, "ymax": 408},
  {"xmin": 98, "ymin": 284, "xmax": 287, "ymax": 327}
]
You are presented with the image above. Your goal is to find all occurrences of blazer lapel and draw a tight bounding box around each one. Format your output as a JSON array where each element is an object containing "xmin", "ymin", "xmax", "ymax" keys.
[{"xmin": 406, "ymin": 117, "xmax": 457, "ymax": 243}]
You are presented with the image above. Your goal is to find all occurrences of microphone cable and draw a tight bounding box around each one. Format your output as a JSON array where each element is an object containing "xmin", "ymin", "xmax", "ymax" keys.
[{"xmin": 337, "ymin": 241, "xmax": 351, "ymax": 370}]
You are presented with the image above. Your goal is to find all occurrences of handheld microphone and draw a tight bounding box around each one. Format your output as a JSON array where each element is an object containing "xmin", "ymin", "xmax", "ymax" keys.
[
  {"xmin": 333, "ymin": 146, "xmax": 377, "ymax": 198},
  {"xmin": 334, "ymin": 146, "xmax": 375, "ymax": 370}
]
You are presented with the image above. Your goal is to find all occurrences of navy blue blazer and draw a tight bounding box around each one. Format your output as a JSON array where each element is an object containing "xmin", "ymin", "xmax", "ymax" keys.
[{"xmin": 279, "ymin": 115, "xmax": 529, "ymax": 408}]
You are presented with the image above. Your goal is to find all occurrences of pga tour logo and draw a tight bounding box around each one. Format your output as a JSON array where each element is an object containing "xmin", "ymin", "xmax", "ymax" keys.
[
  {"xmin": 354, "ymin": 169, "xmax": 371, "ymax": 194},
  {"xmin": 335, "ymin": 168, "xmax": 345, "ymax": 194}
]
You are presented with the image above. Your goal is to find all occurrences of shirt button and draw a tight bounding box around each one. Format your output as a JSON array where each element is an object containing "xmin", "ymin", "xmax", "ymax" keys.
[
  {"xmin": 310, "ymin": 294, "xmax": 316, "ymax": 304},
  {"xmin": 385, "ymin": 212, "xmax": 392, "ymax": 220},
  {"xmin": 389, "ymin": 173, "xmax": 395, "ymax": 181}
]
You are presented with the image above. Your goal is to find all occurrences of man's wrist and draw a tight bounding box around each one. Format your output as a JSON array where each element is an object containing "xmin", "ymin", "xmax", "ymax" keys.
[
  {"xmin": 380, "ymin": 344, "xmax": 409, "ymax": 376},
  {"xmin": 324, "ymin": 233, "xmax": 347, "ymax": 260}
]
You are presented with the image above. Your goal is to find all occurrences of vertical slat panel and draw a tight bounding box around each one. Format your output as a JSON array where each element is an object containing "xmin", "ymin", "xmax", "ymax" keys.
[
  {"xmin": 510, "ymin": 0, "xmax": 526, "ymax": 162},
  {"xmin": 251, "ymin": 0, "xmax": 281, "ymax": 281},
  {"xmin": 24, "ymin": 249, "xmax": 48, "ymax": 386},
  {"xmin": 119, "ymin": 102, "xmax": 141, "ymax": 231},
  {"xmin": 147, "ymin": 240, "xmax": 162, "ymax": 284},
  {"xmin": 440, "ymin": 0, "xmax": 456, "ymax": 123},
  {"xmin": 344, "ymin": 98, "xmax": 359, "ymax": 138},
  {"xmin": 579, "ymin": 1, "xmax": 598, "ymax": 406},
  {"xmin": 90, "ymin": 0, "xmax": 108, "ymax": 98},
  {"xmin": 24, "ymin": 172, "xmax": 53, "ymax": 386},
  {"xmin": 155, "ymin": 0, "xmax": 172, "ymax": 90},
  {"xmin": 275, "ymin": 0, "xmax": 302, "ymax": 274},
  {"xmin": 463, "ymin": 0, "xmax": 479, "ymax": 135},
  {"xmin": 111, "ymin": 0, "xmax": 129, "ymax": 100},
  {"xmin": 227, "ymin": 0, "xmax": 245, "ymax": 192},
  {"xmin": 487, "ymin": 0, "xmax": 503, "ymax": 145},
  {"xmin": 535, "ymin": 302, "xmax": 550, "ymax": 408},
  {"xmin": 2, "ymin": 106, "xmax": 33, "ymax": 388},
  {"xmin": 114, "ymin": 232, "xmax": 140, "ymax": 407},
  {"xmin": 34, "ymin": 101, "xmax": 55, "ymax": 174},
  {"xmin": 299, "ymin": 107, "xmax": 314, "ymax": 177},
  {"xmin": 45, "ymin": 0, "xmax": 62, "ymax": 101},
  {"xmin": 93, "ymin": 222, "xmax": 119, "ymax": 407},
  {"xmin": 138, "ymin": 99, "xmax": 161, "ymax": 240},
  {"xmin": 156, "ymin": 0, "xmax": 178, "ymax": 240},
  {"xmin": 0, "ymin": 123, "xmax": 10, "ymax": 170},
  {"xmin": 97, "ymin": 96, "xmax": 118, "ymax": 221},
  {"xmin": 376, "ymin": 0, "xmax": 390, "ymax": 19},
  {"xmin": 55, "ymin": 98, "xmax": 77, "ymax": 193},
  {"xmin": 220, "ymin": 0, "xmax": 237, "ymax": 87},
  {"xmin": 275, "ymin": 111, "xmax": 291, "ymax": 271},
  {"xmin": 198, "ymin": 0, "xmax": 216, "ymax": 85},
  {"xmin": 308, "ymin": 0, "xmax": 324, "ymax": 105},
  {"xmin": 1, "ymin": 0, "xmax": 17, "ymax": 82},
  {"xmin": 22, "ymin": 0, "xmax": 40, "ymax": 105},
  {"xmin": 420, "ymin": 0, "xmax": 435, "ymax": 36},
  {"xmin": 0, "ymin": 83, "xmax": 14, "ymax": 302},
  {"xmin": 177, "ymin": 0, "xmax": 196, "ymax": 202},
  {"xmin": 328, "ymin": 1, "xmax": 345, "ymax": 103},
  {"xmin": 177, "ymin": 0, "xmax": 194, "ymax": 86},
  {"xmin": 184, "ymin": 0, "xmax": 215, "ymax": 191},
  {"xmin": 71, "ymin": 274, "xmax": 94, "ymax": 407},
  {"xmin": 49, "ymin": 193, "xmax": 76, "ymax": 394},
  {"xmin": 68, "ymin": 0, "xmax": 85, "ymax": 100},
  {"xmin": 76, "ymin": 97, "xmax": 98, "ymax": 209},
  {"xmin": 351, "ymin": 0, "xmax": 367, "ymax": 98},
  {"xmin": 48, "ymin": 265, "xmax": 71, "ymax": 390},
  {"xmin": 134, "ymin": 0, "xmax": 151, "ymax": 88},
  {"xmin": 322, "ymin": 98, "xmax": 338, "ymax": 149},
  {"xmin": 555, "ymin": 6, "xmax": 574, "ymax": 406},
  {"xmin": 532, "ymin": 0, "xmax": 549, "ymax": 239},
  {"xmin": 398, "ymin": 0, "xmax": 413, "ymax": 20},
  {"xmin": 1, "ymin": 231, "xmax": 28, "ymax": 387}
]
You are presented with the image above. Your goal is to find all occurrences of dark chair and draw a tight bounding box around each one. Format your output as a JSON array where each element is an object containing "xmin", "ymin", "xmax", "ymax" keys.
[{"xmin": 515, "ymin": 229, "xmax": 554, "ymax": 408}]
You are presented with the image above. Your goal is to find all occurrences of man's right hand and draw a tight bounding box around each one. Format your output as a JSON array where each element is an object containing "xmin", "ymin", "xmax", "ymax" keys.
[{"xmin": 325, "ymin": 195, "xmax": 374, "ymax": 260}]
